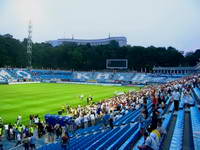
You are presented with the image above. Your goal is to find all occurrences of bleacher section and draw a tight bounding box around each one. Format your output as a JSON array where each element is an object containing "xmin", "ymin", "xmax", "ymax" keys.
[
  {"xmin": 1, "ymin": 68, "xmax": 199, "ymax": 150},
  {"xmin": 36, "ymin": 86, "xmax": 200, "ymax": 150},
  {"xmin": 0, "ymin": 68, "xmax": 185, "ymax": 84}
]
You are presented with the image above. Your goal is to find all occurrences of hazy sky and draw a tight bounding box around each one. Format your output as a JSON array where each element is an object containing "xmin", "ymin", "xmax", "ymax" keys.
[{"xmin": 0, "ymin": 0, "xmax": 200, "ymax": 52}]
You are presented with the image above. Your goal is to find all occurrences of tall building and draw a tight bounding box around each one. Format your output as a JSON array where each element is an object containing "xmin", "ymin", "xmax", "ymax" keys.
[{"xmin": 46, "ymin": 36, "xmax": 127, "ymax": 47}]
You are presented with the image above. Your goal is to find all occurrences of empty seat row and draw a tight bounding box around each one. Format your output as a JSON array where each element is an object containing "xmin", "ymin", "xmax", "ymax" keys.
[
  {"xmin": 85, "ymin": 126, "xmax": 121, "ymax": 150},
  {"xmin": 123, "ymin": 103, "xmax": 152, "ymax": 125},
  {"xmin": 169, "ymin": 109, "xmax": 185, "ymax": 150},
  {"xmin": 114, "ymin": 101, "xmax": 152, "ymax": 126},
  {"xmin": 169, "ymin": 103, "xmax": 174, "ymax": 112},
  {"xmin": 106, "ymin": 123, "xmax": 139, "ymax": 150},
  {"xmin": 37, "ymin": 143, "xmax": 61, "ymax": 150},
  {"xmin": 190, "ymin": 106, "xmax": 200, "ymax": 150},
  {"xmin": 161, "ymin": 113, "xmax": 173, "ymax": 131},
  {"xmin": 76, "ymin": 130, "xmax": 111, "ymax": 150},
  {"xmin": 87, "ymin": 124, "xmax": 131, "ymax": 150},
  {"xmin": 193, "ymin": 88, "xmax": 200, "ymax": 100},
  {"xmin": 70, "ymin": 131, "xmax": 107, "ymax": 150},
  {"xmin": 158, "ymin": 113, "xmax": 173, "ymax": 149},
  {"xmin": 75, "ymin": 124, "xmax": 102, "ymax": 135},
  {"xmin": 114, "ymin": 110, "xmax": 135, "ymax": 126}
]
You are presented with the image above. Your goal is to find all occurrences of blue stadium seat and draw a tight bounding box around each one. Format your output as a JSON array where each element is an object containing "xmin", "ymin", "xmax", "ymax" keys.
[
  {"xmin": 190, "ymin": 106, "xmax": 200, "ymax": 150},
  {"xmin": 158, "ymin": 113, "xmax": 173, "ymax": 149},
  {"xmin": 78, "ymin": 130, "xmax": 111, "ymax": 149},
  {"xmin": 169, "ymin": 109, "xmax": 185, "ymax": 150},
  {"xmin": 193, "ymin": 88, "xmax": 200, "ymax": 101},
  {"xmin": 106, "ymin": 123, "xmax": 138, "ymax": 150},
  {"xmin": 119, "ymin": 128, "xmax": 141, "ymax": 150},
  {"xmin": 169, "ymin": 103, "xmax": 174, "ymax": 112},
  {"xmin": 95, "ymin": 124, "xmax": 131, "ymax": 150},
  {"xmin": 70, "ymin": 131, "xmax": 104, "ymax": 150},
  {"xmin": 85, "ymin": 126, "xmax": 121, "ymax": 150}
]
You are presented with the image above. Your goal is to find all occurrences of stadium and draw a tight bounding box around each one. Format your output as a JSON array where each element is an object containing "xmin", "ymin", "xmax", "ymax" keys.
[
  {"xmin": 1, "ymin": 1, "xmax": 200, "ymax": 150},
  {"xmin": 1, "ymin": 51, "xmax": 200, "ymax": 150}
]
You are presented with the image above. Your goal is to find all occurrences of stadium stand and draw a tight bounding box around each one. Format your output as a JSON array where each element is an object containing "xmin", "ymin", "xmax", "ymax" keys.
[
  {"xmin": 0, "ymin": 68, "xmax": 186, "ymax": 85},
  {"xmin": 1, "ymin": 70, "xmax": 200, "ymax": 150}
]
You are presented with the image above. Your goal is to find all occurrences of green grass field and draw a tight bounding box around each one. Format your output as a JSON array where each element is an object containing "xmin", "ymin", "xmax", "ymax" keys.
[{"xmin": 0, "ymin": 83, "xmax": 140, "ymax": 124}]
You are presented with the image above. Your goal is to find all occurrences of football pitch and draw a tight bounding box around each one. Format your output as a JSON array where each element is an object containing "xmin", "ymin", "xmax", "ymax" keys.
[{"xmin": 0, "ymin": 83, "xmax": 140, "ymax": 124}]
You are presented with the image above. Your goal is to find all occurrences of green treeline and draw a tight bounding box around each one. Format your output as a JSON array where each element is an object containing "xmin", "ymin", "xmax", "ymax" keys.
[{"xmin": 0, "ymin": 35, "xmax": 199, "ymax": 71}]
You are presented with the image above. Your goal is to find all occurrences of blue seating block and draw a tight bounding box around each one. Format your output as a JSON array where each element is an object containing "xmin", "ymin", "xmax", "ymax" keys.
[
  {"xmin": 190, "ymin": 106, "xmax": 200, "ymax": 150},
  {"xmin": 169, "ymin": 110, "xmax": 184, "ymax": 150}
]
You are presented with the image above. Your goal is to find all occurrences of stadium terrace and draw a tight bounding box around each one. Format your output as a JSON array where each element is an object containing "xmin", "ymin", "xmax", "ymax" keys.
[
  {"xmin": 0, "ymin": 67, "xmax": 200, "ymax": 150},
  {"xmin": 0, "ymin": 68, "xmax": 191, "ymax": 85}
]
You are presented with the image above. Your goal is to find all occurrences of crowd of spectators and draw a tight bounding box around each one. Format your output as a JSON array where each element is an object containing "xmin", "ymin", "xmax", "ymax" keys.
[
  {"xmin": 0, "ymin": 74, "xmax": 199, "ymax": 150},
  {"xmin": 138, "ymin": 75, "xmax": 198, "ymax": 150}
]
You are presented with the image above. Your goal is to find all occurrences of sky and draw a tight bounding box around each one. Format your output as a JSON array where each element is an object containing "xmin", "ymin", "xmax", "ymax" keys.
[{"xmin": 0, "ymin": 0, "xmax": 200, "ymax": 52}]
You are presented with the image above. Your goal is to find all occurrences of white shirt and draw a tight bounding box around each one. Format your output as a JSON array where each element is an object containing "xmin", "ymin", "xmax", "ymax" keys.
[
  {"xmin": 145, "ymin": 136, "xmax": 158, "ymax": 150},
  {"xmin": 17, "ymin": 133, "xmax": 21, "ymax": 141},
  {"xmin": 34, "ymin": 118, "xmax": 39, "ymax": 123},
  {"xmin": 18, "ymin": 115, "xmax": 22, "ymax": 121},
  {"xmin": 172, "ymin": 91, "xmax": 180, "ymax": 101},
  {"xmin": 4, "ymin": 125, "xmax": 8, "ymax": 130},
  {"xmin": 83, "ymin": 115, "xmax": 88, "ymax": 122},
  {"xmin": 90, "ymin": 114, "xmax": 95, "ymax": 120},
  {"xmin": 75, "ymin": 118, "xmax": 81, "ymax": 126}
]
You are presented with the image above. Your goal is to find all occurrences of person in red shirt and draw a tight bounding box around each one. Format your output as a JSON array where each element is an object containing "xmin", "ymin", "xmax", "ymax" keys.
[{"xmin": 61, "ymin": 132, "xmax": 69, "ymax": 150}]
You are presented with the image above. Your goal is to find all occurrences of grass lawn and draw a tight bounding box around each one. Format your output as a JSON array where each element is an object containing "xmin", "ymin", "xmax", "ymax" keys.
[{"xmin": 0, "ymin": 83, "xmax": 140, "ymax": 124}]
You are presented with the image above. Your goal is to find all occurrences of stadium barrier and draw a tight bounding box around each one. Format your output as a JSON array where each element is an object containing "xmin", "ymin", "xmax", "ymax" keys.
[
  {"xmin": 8, "ymin": 81, "xmax": 41, "ymax": 85},
  {"xmin": 45, "ymin": 114, "xmax": 72, "ymax": 126},
  {"xmin": 0, "ymin": 81, "xmax": 8, "ymax": 84},
  {"xmin": 55, "ymin": 81, "xmax": 122, "ymax": 86}
]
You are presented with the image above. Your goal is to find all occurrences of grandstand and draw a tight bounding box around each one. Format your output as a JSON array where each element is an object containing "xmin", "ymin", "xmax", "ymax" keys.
[
  {"xmin": 34, "ymin": 77, "xmax": 200, "ymax": 150},
  {"xmin": 0, "ymin": 68, "xmax": 188, "ymax": 85},
  {"xmin": 1, "ymin": 0, "xmax": 200, "ymax": 149},
  {"xmin": 0, "ymin": 68, "xmax": 200, "ymax": 150}
]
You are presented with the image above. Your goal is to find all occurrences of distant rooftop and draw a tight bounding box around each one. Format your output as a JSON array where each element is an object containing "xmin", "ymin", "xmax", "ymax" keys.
[{"xmin": 46, "ymin": 36, "xmax": 127, "ymax": 47}]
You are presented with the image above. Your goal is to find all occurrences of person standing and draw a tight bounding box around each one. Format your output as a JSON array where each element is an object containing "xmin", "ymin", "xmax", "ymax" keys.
[
  {"xmin": 90, "ymin": 113, "xmax": 95, "ymax": 126},
  {"xmin": 61, "ymin": 132, "xmax": 69, "ymax": 150},
  {"xmin": 17, "ymin": 114, "xmax": 22, "ymax": 125},
  {"xmin": 30, "ymin": 133, "xmax": 36, "ymax": 150},
  {"xmin": 15, "ymin": 132, "xmax": 22, "ymax": 147},
  {"xmin": 138, "ymin": 132, "xmax": 158, "ymax": 150},
  {"xmin": 23, "ymin": 135, "xmax": 30, "ymax": 150},
  {"xmin": 55, "ymin": 124, "xmax": 62, "ymax": 140},
  {"xmin": 46, "ymin": 124, "xmax": 54, "ymax": 143},
  {"xmin": 87, "ymin": 97, "xmax": 90, "ymax": 104},
  {"xmin": 109, "ymin": 114, "xmax": 114, "ymax": 129},
  {"xmin": 103, "ymin": 112, "xmax": 110, "ymax": 128},
  {"xmin": 172, "ymin": 89, "xmax": 181, "ymax": 114}
]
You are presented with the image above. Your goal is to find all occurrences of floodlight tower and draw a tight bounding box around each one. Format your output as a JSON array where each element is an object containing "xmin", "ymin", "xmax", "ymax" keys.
[{"xmin": 27, "ymin": 20, "xmax": 32, "ymax": 68}]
